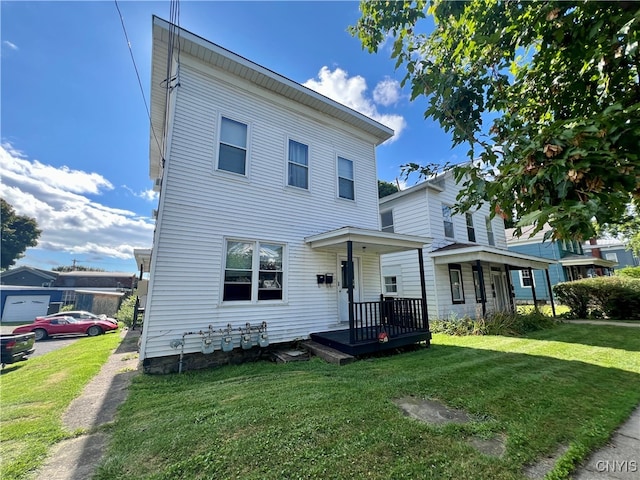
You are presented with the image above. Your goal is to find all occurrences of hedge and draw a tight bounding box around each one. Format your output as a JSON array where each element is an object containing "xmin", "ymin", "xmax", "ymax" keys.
[{"xmin": 553, "ymin": 276, "xmax": 640, "ymax": 320}]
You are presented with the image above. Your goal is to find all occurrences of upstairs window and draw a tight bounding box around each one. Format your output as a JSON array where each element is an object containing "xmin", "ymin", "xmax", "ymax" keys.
[
  {"xmin": 287, "ymin": 140, "xmax": 308, "ymax": 189},
  {"xmin": 442, "ymin": 205, "xmax": 454, "ymax": 238},
  {"xmin": 337, "ymin": 157, "xmax": 355, "ymax": 200},
  {"xmin": 466, "ymin": 213, "xmax": 476, "ymax": 242},
  {"xmin": 485, "ymin": 216, "xmax": 495, "ymax": 246},
  {"xmin": 381, "ymin": 210, "xmax": 394, "ymax": 233},
  {"xmin": 218, "ymin": 117, "xmax": 248, "ymax": 175},
  {"xmin": 223, "ymin": 240, "xmax": 284, "ymax": 302}
]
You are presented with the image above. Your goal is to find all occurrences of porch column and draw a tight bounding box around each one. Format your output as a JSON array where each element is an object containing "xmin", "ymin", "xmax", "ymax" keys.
[
  {"xmin": 476, "ymin": 260, "xmax": 487, "ymax": 317},
  {"xmin": 545, "ymin": 269, "xmax": 556, "ymax": 317},
  {"xmin": 504, "ymin": 264, "xmax": 514, "ymax": 312},
  {"xmin": 418, "ymin": 248, "xmax": 429, "ymax": 327},
  {"xmin": 347, "ymin": 240, "xmax": 355, "ymax": 344},
  {"xmin": 528, "ymin": 267, "xmax": 539, "ymax": 311}
]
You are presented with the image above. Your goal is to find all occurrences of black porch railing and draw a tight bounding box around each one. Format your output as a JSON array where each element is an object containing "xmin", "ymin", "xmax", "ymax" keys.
[{"xmin": 350, "ymin": 297, "xmax": 428, "ymax": 343}]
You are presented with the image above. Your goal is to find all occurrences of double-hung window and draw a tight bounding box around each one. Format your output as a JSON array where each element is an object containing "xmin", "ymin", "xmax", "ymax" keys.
[
  {"xmin": 520, "ymin": 269, "xmax": 534, "ymax": 288},
  {"xmin": 223, "ymin": 240, "xmax": 284, "ymax": 302},
  {"xmin": 448, "ymin": 264, "xmax": 465, "ymax": 304},
  {"xmin": 218, "ymin": 116, "xmax": 248, "ymax": 175},
  {"xmin": 288, "ymin": 140, "xmax": 308, "ymax": 189},
  {"xmin": 337, "ymin": 157, "xmax": 355, "ymax": 200},
  {"xmin": 485, "ymin": 216, "xmax": 495, "ymax": 246},
  {"xmin": 383, "ymin": 276, "xmax": 398, "ymax": 294},
  {"xmin": 466, "ymin": 213, "xmax": 476, "ymax": 242},
  {"xmin": 442, "ymin": 205, "xmax": 454, "ymax": 238},
  {"xmin": 381, "ymin": 210, "xmax": 394, "ymax": 233}
]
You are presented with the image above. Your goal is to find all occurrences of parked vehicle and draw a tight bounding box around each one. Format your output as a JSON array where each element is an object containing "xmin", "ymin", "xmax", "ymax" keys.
[
  {"xmin": 13, "ymin": 316, "xmax": 118, "ymax": 341},
  {"xmin": 42, "ymin": 310, "xmax": 118, "ymax": 325},
  {"xmin": 1, "ymin": 332, "xmax": 36, "ymax": 367}
]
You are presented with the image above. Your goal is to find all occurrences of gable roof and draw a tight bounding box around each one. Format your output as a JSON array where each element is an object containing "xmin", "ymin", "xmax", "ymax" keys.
[
  {"xmin": 0, "ymin": 266, "xmax": 58, "ymax": 284},
  {"xmin": 149, "ymin": 16, "xmax": 394, "ymax": 180}
]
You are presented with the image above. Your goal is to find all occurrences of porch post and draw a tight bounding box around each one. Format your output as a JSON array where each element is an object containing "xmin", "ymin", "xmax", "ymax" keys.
[
  {"xmin": 545, "ymin": 269, "xmax": 556, "ymax": 317},
  {"xmin": 418, "ymin": 248, "xmax": 429, "ymax": 328},
  {"xmin": 504, "ymin": 264, "xmax": 514, "ymax": 312},
  {"xmin": 528, "ymin": 267, "xmax": 539, "ymax": 312},
  {"xmin": 347, "ymin": 240, "xmax": 355, "ymax": 344},
  {"xmin": 476, "ymin": 260, "xmax": 487, "ymax": 317}
]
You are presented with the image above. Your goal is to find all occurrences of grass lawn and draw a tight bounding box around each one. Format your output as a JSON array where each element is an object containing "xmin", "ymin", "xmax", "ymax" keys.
[
  {"xmin": 95, "ymin": 324, "xmax": 640, "ymax": 480},
  {"xmin": 0, "ymin": 332, "xmax": 122, "ymax": 480}
]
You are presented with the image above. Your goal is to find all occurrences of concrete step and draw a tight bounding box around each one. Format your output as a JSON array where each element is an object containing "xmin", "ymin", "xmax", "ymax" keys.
[{"xmin": 302, "ymin": 340, "xmax": 355, "ymax": 366}]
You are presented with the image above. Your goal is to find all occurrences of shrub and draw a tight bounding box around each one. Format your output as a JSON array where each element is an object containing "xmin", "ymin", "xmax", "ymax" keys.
[
  {"xmin": 616, "ymin": 266, "xmax": 640, "ymax": 279},
  {"xmin": 115, "ymin": 294, "xmax": 137, "ymax": 327},
  {"xmin": 430, "ymin": 311, "xmax": 556, "ymax": 336},
  {"xmin": 553, "ymin": 277, "xmax": 640, "ymax": 320}
]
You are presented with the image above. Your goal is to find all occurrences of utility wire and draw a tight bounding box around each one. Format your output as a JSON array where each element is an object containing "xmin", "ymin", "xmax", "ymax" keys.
[{"xmin": 114, "ymin": 0, "xmax": 163, "ymax": 159}]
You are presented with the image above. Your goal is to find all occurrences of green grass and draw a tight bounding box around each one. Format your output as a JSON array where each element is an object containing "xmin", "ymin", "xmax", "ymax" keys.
[
  {"xmin": 516, "ymin": 304, "xmax": 571, "ymax": 317},
  {"xmin": 95, "ymin": 324, "xmax": 640, "ymax": 480},
  {"xmin": 0, "ymin": 332, "xmax": 122, "ymax": 480}
]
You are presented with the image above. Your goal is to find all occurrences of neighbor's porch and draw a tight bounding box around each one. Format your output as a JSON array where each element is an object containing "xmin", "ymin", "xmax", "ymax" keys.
[{"xmin": 305, "ymin": 227, "xmax": 432, "ymax": 356}]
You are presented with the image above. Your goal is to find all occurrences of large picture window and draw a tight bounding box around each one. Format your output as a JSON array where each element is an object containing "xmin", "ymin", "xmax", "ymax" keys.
[
  {"xmin": 448, "ymin": 264, "xmax": 465, "ymax": 304},
  {"xmin": 218, "ymin": 116, "xmax": 248, "ymax": 175},
  {"xmin": 223, "ymin": 240, "xmax": 284, "ymax": 302},
  {"xmin": 287, "ymin": 140, "xmax": 308, "ymax": 189},
  {"xmin": 337, "ymin": 157, "xmax": 354, "ymax": 200}
]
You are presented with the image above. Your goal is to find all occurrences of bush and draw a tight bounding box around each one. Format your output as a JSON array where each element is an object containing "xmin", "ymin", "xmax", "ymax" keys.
[
  {"xmin": 553, "ymin": 276, "xmax": 640, "ymax": 320},
  {"xmin": 115, "ymin": 294, "xmax": 137, "ymax": 327},
  {"xmin": 430, "ymin": 310, "xmax": 556, "ymax": 336},
  {"xmin": 616, "ymin": 266, "xmax": 640, "ymax": 279}
]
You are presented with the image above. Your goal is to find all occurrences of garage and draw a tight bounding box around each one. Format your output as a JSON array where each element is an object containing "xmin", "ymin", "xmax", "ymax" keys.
[{"xmin": 2, "ymin": 295, "xmax": 51, "ymax": 322}]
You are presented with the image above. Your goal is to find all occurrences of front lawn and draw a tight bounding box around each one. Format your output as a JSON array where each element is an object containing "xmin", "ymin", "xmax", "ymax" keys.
[{"xmin": 96, "ymin": 324, "xmax": 640, "ymax": 479}]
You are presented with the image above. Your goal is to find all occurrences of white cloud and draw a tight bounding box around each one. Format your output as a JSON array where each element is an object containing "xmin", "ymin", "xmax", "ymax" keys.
[
  {"xmin": 3, "ymin": 40, "xmax": 18, "ymax": 50},
  {"xmin": 0, "ymin": 143, "xmax": 154, "ymax": 261},
  {"xmin": 303, "ymin": 67, "xmax": 406, "ymax": 143},
  {"xmin": 373, "ymin": 77, "xmax": 401, "ymax": 106}
]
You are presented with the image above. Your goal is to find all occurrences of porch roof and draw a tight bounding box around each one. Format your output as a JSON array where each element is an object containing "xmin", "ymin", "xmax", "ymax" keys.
[
  {"xmin": 560, "ymin": 254, "xmax": 617, "ymax": 268},
  {"xmin": 134, "ymin": 249, "xmax": 152, "ymax": 274},
  {"xmin": 305, "ymin": 227, "xmax": 431, "ymax": 254},
  {"xmin": 430, "ymin": 243, "xmax": 555, "ymax": 270}
]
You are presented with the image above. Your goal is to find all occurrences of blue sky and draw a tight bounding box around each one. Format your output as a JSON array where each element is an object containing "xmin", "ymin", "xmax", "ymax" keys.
[{"xmin": 1, "ymin": 1, "xmax": 464, "ymax": 273}]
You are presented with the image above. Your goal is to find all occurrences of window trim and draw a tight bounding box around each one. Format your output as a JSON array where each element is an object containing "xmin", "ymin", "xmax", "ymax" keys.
[
  {"xmin": 442, "ymin": 204, "xmax": 454, "ymax": 239},
  {"xmin": 222, "ymin": 238, "xmax": 286, "ymax": 304},
  {"xmin": 383, "ymin": 275, "xmax": 398, "ymax": 295},
  {"xmin": 215, "ymin": 114, "xmax": 250, "ymax": 177},
  {"xmin": 380, "ymin": 210, "xmax": 394, "ymax": 233},
  {"xmin": 286, "ymin": 138, "xmax": 309, "ymax": 190},
  {"xmin": 337, "ymin": 156, "xmax": 355, "ymax": 201},
  {"xmin": 520, "ymin": 269, "xmax": 535, "ymax": 288},
  {"xmin": 448, "ymin": 264, "xmax": 465, "ymax": 304}
]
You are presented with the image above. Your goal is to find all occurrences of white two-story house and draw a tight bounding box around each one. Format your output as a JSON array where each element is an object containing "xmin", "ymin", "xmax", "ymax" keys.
[
  {"xmin": 138, "ymin": 17, "xmax": 432, "ymax": 373},
  {"xmin": 379, "ymin": 171, "xmax": 556, "ymax": 320}
]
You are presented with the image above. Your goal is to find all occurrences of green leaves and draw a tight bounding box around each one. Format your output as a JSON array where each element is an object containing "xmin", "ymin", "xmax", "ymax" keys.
[{"xmin": 352, "ymin": 0, "xmax": 640, "ymax": 241}]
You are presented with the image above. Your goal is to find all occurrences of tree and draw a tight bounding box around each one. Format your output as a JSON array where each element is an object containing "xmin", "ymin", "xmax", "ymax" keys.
[
  {"xmin": 352, "ymin": 1, "xmax": 640, "ymax": 241},
  {"xmin": 1, "ymin": 198, "xmax": 41, "ymax": 270},
  {"xmin": 596, "ymin": 202, "xmax": 640, "ymax": 257},
  {"xmin": 378, "ymin": 179, "xmax": 399, "ymax": 198}
]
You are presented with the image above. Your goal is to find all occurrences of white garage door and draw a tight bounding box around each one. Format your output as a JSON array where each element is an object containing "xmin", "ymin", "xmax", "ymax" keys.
[{"xmin": 2, "ymin": 295, "xmax": 50, "ymax": 322}]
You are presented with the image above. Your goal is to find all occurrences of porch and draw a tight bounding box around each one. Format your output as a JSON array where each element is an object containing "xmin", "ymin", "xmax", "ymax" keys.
[{"xmin": 311, "ymin": 296, "xmax": 431, "ymax": 356}]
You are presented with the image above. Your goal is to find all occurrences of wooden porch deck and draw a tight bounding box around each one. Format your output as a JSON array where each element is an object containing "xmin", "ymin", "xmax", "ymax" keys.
[{"xmin": 310, "ymin": 326, "xmax": 431, "ymax": 356}]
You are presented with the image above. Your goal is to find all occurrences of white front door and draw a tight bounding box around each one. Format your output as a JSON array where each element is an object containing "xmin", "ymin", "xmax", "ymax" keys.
[
  {"xmin": 338, "ymin": 257, "xmax": 360, "ymax": 323},
  {"xmin": 491, "ymin": 271, "xmax": 509, "ymax": 312}
]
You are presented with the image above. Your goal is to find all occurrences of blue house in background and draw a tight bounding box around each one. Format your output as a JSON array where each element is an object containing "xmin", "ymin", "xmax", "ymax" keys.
[
  {"xmin": 583, "ymin": 239, "xmax": 639, "ymax": 269},
  {"xmin": 506, "ymin": 225, "xmax": 617, "ymax": 304}
]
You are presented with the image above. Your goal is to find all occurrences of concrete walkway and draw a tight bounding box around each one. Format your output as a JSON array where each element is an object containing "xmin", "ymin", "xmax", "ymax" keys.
[{"xmin": 32, "ymin": 322, "xmax": 639, "ymax": 479}]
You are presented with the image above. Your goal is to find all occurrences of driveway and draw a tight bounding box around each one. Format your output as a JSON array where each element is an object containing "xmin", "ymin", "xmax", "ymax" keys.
[{"xmin": 1, "ymin": 324, "xmax": 81, "ymax": 357}]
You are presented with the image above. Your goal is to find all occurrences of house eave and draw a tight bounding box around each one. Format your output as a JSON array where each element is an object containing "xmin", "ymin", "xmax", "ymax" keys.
[
  {"xmin": 560, "ymin": 256, "xmax": 617, "ymax": 268},
  {"xmin": 431, "ymin": 245, "xmax": 556, "ymax": 270},
  {"xmin": 305, "ymin": 227, "xmax": 431, "ymax": 255}
]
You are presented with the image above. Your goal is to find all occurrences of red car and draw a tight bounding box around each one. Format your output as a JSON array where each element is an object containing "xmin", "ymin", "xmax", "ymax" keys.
[{"xmin": 12, "ymin": 315, "xmax": 118, "ymax": 341}]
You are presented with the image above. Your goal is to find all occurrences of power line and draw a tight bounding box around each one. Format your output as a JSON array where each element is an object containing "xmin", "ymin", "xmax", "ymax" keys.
[{"xmin": 114, "ymin": 0, "xmax": 163, "ymax": 158}]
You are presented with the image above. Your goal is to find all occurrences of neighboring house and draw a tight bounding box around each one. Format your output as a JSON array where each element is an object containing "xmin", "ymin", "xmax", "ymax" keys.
[
  {"xmin": 139, "ymin": 17, "xmax": 432, "ymax": 373},
  {"xmin": 379, "ymin": 171, "xmax": 556, "ymax": 319},
  {"xmin": 0, "ymin": 266, "xmax": 58, "ymax": 287},
  {"xmin": 0, "ymin": 286, "xmax": 64, "ymax": 323},
  {"xmin": 506, "ymin": 225, "xmax": 617, "ymax": 303},
  {"xmin": 583, "ymin": 238, "xmax": 639, "ymax": 269}
]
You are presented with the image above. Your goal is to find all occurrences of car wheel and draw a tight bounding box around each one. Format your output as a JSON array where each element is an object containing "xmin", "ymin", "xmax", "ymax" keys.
[
  {"xmin": 87, "ymin": 325, "xmax": 103, "ymax": 337},
  {"xmin": 34, "ymin": 328, "xmax": 48, "ymax": 341}
]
